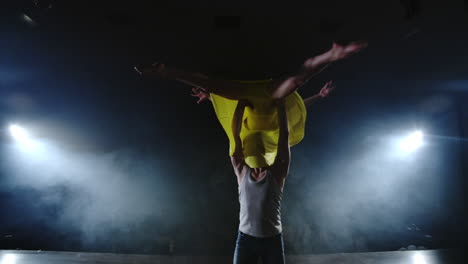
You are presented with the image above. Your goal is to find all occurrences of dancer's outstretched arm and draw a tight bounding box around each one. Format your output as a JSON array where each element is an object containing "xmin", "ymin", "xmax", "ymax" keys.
[
  {"xmin": 231, "ymin": 100, "xmax": 248, "ymax": 184},
  {"xmin": 303, "ymin": 80, "xmax": 335, "ymax": 108},
  {"xmin": 190, "ymin": 79, "xmax": 335, "ymax": 109},
  {"xmin": 269, "ymin": 41, "xmax": 367, "ymax": 100},
  {"xmin": 271, "ymin": 99, "xmax": 290, "ymax": 187}
]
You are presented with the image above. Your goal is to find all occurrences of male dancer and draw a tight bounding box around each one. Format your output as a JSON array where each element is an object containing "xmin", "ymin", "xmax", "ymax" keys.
[
  {"xmin": 230, "ymin": 98, "xmax": 289, "ymax": 263},
  {"xmin": 135, "ymin": 41, "xmax": 366, "ymax": 262}
]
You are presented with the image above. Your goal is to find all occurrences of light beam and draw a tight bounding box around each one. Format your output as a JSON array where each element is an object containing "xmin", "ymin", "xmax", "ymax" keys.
[
  {"xmin": 399, "ymin": 130, "xmax": 423, "ymax": 153},
  {"xmin": 9, "ymin": 124, "xmax": 29, "ymax": 142}
]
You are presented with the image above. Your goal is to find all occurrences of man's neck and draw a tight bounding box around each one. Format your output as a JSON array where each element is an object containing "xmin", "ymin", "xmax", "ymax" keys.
[{"xmin": 251, "ymin": 167, "xmax": 268, "ymax": 181}]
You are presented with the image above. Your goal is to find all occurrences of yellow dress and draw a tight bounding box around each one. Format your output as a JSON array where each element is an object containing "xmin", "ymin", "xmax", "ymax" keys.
[{"xmin": 210, "ymin": 79, "xmax": 306, "ymax": 168}]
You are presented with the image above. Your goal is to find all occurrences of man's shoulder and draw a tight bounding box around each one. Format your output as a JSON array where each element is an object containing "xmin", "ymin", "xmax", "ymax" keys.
[{"xmin": 267, "ymin": 166, "xmax": 287, "ymax": 178}]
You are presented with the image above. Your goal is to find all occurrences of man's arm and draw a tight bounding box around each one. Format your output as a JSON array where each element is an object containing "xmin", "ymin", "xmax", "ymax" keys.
[
  {"xmin": 271, "ymin": 99, "xmax": 290, "ymax": 185},
  {"xmin": 231, "ymin": 100, "xmax": 248, "ymax": 183}
]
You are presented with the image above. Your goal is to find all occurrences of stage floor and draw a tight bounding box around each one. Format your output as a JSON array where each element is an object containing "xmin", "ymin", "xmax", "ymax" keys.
[{"xmin": 0, "ymin": 249, "xmax": 463, "ymax": 263}]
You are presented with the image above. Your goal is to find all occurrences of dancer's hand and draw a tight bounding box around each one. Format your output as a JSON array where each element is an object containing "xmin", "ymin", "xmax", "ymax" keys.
[
  {"xmin": 329, "ymin": 41, "xmax": 367, "ymax": 62},
  {"xmin": 134, "ymin": 62, "xmax": 166, "ymax": 76},
  {"xmin": 319, "ymin": 80, "xmax": 336, "ymax": 98},
  {"xmin": 191, "ymin": 87, "xmax": 211, "ymax": 104}
]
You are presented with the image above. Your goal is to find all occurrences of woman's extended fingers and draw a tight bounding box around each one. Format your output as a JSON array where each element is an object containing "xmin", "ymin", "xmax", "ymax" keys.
[
  {"xmin": 320, "ymin": 81, "xmax": 336, "ymax": 97},
  {"xmin": 344, "ymin": 41, "xmax": 368, "ymax": 54},
  {"xmin": 324, "ymin": 80, "xmax": 334, "ymax": 89}
]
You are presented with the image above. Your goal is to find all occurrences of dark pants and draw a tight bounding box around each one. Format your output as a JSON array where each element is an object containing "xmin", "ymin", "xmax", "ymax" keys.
[{"xmin": 233, "ymin": 231, "xmax": 285, "ymax": 264}]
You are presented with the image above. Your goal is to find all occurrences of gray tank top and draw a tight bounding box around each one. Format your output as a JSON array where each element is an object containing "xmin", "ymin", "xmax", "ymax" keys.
[{"xmin": 238, "ymin": 167, "xmax": 283, "ymax": 237}]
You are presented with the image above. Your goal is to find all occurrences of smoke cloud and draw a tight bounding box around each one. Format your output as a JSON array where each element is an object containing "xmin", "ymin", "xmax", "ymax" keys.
[
  {"xmin": 280, "ymin": 114, "xmax": 459, "ymax": 253},
  {"xmin": 2, "ymin": 138, "xmax": 182, "ymax": 252},
  {"xmin": 0, "ymin": 106, "xmax": 461, "ymax": 254}
]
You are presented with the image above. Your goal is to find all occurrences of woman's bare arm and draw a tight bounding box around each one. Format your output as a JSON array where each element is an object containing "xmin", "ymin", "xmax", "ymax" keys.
[{"xmin": 303, "ymin": 80, "xmax": 335, "ymax": 108}]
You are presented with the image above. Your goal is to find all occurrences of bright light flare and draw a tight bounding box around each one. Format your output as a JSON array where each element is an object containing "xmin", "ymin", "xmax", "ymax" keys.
[
  {"xmin": 412, "ymin": 252, "xmax": 427, "ymax": 264},
  {"xmin": 399, "ymin": 130, "xmax": 423, "ymax": 153},
  {"xmin": 7, "ymin": 123, "xmax": 45, "ymax": 154},
  {"xmin": 9, "ymin": 124, "xmax": 29, "ymax": 142},
  {"xmin": 0, "ymin": 253, "xmax": 17, "ymax": 264}
]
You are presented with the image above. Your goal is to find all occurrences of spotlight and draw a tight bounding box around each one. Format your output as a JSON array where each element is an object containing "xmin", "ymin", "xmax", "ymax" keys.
[
  {"xmin": 0, "ymin": 253, "xmax": 17, "ymax": 264},
  {"xmin": 7, "ymin": 123, "xmax": 44, "ymax": 154},
  {"xmin": 412, "ymin": 252, "xmax": 427, "ymax": 264},
  {"xmin": 9, "ymin": 124, "xmax": 29, "ymax": 142},
  {"xmin": 399, "ymin": 130, "xmax": 423, "ymax": 153}
]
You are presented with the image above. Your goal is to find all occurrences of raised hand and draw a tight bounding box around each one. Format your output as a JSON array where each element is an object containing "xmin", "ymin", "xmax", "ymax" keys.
[
  {"xmin": 191, "ymin": 87, "xmax": 211, "ymax": 104},
  {"xmin": 319, "ymin": 80, "xmax": 336, "ymax": 98},
  {"xmin": 329, "ymin": 41, "xmax": 368, "ymax": 62}
]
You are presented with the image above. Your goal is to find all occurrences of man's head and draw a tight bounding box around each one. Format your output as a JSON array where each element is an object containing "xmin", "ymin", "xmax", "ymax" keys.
[{"xmin": 243, "ymin": 132, "xmax": 275, "ymax": 168}]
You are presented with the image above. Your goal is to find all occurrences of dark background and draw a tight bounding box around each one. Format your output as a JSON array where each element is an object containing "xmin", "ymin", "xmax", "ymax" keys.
[{"xmin": 0, "ymin": 0, "xmax": 467, "ymax": 255}]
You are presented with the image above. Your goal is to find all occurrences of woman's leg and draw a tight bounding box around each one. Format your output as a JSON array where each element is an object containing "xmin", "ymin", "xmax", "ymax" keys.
[
  {"xmin": 136, "ymin": 63, "xmax": 251, "ymax": 100},
  {"xmin": 136, "ymin": 41, "xmax": 366, "ymax": 101},
  {"xmin": 266, "ymin": 41, "xmax": 367, "ymax": 99}
]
